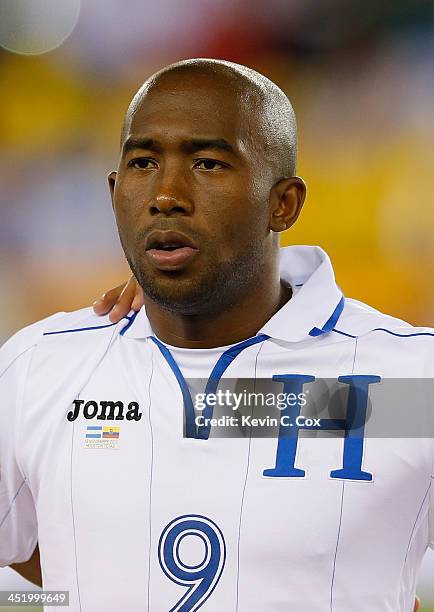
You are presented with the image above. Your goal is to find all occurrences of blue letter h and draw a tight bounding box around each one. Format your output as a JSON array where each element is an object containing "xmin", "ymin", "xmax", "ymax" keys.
[{"xmin": 263, "ymin": 374, "xmax": 380, "ymax": 481}]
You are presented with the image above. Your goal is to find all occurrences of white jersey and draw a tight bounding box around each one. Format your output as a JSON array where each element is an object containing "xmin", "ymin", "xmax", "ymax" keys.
[{"xmin": 1, "ymin": 245, "xmax": 433, "ymax": 612}]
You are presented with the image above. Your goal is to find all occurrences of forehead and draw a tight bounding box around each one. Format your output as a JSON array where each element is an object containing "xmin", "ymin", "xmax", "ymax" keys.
[{"xmin": 124, "ymin": 73, "xmax": 257, "ymax": 147}]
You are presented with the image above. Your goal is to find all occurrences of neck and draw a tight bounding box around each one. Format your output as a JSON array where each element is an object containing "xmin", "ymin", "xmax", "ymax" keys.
[{"xmin": 144, "ymin": 265, "xmax": 291, "ymax": 349}]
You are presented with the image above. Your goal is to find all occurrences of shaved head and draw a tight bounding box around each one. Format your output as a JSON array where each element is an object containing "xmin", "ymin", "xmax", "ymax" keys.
[{"xmin": 121, "ymin": 58, "xmax": 298, "ymax": 181}]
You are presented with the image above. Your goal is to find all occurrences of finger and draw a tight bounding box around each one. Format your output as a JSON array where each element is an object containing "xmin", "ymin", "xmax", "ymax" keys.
[
  {"xmin": 108, "ymin": 276, "xmax": 138, "ymax": 323},
  {"xmin": 93, "ymin": 283, "xmax": 127, "ymax": 315},
  {"xmin": 131, "ymin": 285, "xmax": 144, "ymax": 311},
  {"xmin": 414, "ymin": 595, "xmax": 420, "ymax": 612}
]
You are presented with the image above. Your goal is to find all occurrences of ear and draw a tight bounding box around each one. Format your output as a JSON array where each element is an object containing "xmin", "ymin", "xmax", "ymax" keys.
[
  {"xmin": 108, "ymin": 171, "xmax": 117, "ymax": 209},
  {"xmin": 269, "ymin": 176, "xmax": 306, "ymax": 233}
]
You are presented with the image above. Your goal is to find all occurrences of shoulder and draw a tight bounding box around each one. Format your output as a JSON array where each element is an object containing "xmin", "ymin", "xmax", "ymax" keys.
[
  {"xmin": 338, "ymin": 297, "xmax": 434, "ymax": 338},
  {"xmin": 41, "ymin": 306, "xmax": 123, "ymax": 337},
  {"xmin": 0, "ymin": 307, "xmax": 135, "ymax": 377},
  {"xmin": 335, "ymin": 297, "xmax": 434, "ymax": 371},
  {"xmin": 0, "ymin": 312, "xmax": 64, "ymax": 378}
]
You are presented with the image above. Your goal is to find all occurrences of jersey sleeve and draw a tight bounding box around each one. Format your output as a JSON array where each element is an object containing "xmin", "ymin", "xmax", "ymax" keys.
[{"xmin": 0, "ymin": 330, "xmax": 40, "ymax": 566}]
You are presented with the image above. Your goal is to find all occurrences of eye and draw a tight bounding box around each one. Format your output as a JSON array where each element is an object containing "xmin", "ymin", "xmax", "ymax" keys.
[
  {"xmin": 194, "ymin": 159, "xmax": 226, "ymax": 171},
  {"xmin": 128, "ymin": 157, "xmax": 158, "ymax": 170}
]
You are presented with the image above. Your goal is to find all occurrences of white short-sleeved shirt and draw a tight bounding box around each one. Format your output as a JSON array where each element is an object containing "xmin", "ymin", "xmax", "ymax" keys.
[{"xmin": 1, "ymin": 245, "xmax": 433, "ymax": 612}]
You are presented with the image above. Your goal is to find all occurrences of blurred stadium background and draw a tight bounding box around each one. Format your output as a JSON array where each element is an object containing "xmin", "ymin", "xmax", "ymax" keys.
[{"xmin": 0, "ymin": 0, "xmax": 433, "ymax": 608}]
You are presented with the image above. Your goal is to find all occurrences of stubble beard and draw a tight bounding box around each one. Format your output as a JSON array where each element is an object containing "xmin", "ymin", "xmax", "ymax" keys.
[{"xmin": 126, "ymin": 243, "xmax": 264, "ymax": 317}]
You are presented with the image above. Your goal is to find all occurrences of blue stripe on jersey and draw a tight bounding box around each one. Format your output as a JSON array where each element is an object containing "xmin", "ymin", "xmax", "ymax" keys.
[
  {"xmin": 330, "ymin": 480, "xmax": 346, "ymax": 610},
  {"xmin": 332, "ymin": 328, "xmax": 357, "ymax": 339},
  {"xmin": 309, "ymin": 295, "xmax": 344, "ymax": 337},
  {"xmin": 371, "ymin": 327, "xmax": 434, "ymax": 338},
  {"xmin": 149, "ymin": 338, "xmax": 197, "ymax": 438},
  {"xmin": 120, "ymin": 311, "xmax": 139, "ymax": 335},
  {"xmin": 332, "ymin": 327, "xmax": 434, "ymax": 339},
  {"xmin": 151, "ymin": 333, "xmax": 270, "ymax": 440},
  {"xmin": 43, "ymin": 312, "xmax": 138, "ymax": 336},
  {"xmin": 43, "ymin": 322, "xmax": 117, "ymax": 335}
]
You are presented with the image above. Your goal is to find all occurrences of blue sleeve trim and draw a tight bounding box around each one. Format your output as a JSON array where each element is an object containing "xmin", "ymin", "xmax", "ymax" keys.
[
  {"xmin": 43, "ymin": 323, "xmax": 116, "ymax": 336},
  {"xmin": 371, "ymin": 327, "xmax": 434, "ymax": 338},
  {"xmin": 43, "ymin": 322, "xmax": 118, "ymax": 336},
  {"xmin": 309, "ymin": 295, "xmax": 345, "ymax": 337},
  {"xmin": 42, "ymin": 313, "xmax": 138, "ymax": 336},
  {"xmin": 331, "ymin": 326, "xmax": 434, "ymax": 340}
]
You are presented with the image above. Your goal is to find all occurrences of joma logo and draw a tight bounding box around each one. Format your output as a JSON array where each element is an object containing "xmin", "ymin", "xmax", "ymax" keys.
[{"xmin": 67, "ymin": 399, "xmax": 142, "ymax": 422}]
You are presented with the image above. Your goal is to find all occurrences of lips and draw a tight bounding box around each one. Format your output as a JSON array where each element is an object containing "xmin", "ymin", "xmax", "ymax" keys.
[{"xmin": 145, "ymin": 230, "xmax": 198, "ymax": 269}]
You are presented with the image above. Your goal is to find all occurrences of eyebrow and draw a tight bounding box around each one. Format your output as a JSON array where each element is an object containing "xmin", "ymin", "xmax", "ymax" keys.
[{"xmin": 122, "ymin": 137, "xmax": 236, "ymax": 156}]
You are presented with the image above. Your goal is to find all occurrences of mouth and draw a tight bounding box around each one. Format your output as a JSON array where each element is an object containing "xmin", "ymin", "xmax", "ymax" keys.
[{"xmin": 145, "ymin": 230, "xmax": 199, "ymax": 270}]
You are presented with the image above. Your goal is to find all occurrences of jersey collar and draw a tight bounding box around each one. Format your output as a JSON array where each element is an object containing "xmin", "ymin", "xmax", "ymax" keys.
[
  {"xmin": 124, "ymin": 245, "xmax": 343, "ymax": 343},
  {"xmin": 258, "ymin": 245, "xmax": 343, "ymax": 343}
]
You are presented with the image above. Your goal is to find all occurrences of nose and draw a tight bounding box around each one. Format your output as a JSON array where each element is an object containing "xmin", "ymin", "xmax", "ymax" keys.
[
  {"xmin": 149, "ymin": 168, "xmax": 193, "ymax": 217},
  {"xmin": 150, "ymin": 193, "xmax": 190, "ymax": 216}
]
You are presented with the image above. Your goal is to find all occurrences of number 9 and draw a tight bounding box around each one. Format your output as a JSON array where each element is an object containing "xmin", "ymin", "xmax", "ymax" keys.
[{"xmin": 158, "ymin": 514, "xmax": 226, "ymax": 611}]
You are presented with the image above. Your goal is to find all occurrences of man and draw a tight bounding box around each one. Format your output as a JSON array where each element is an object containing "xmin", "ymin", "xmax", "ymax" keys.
[{"xmin": 1, "ymin": 59, "xmax": 431, "ymax": 611}]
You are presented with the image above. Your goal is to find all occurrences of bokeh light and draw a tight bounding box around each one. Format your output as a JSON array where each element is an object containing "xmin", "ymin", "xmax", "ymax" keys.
[{"xmin": 0, "ymin": 0, "xmax": 80, "ymax": 55}]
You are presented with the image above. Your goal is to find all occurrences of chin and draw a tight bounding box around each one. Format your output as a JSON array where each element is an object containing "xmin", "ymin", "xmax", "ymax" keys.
[{"xmin": 141, "ymin": 275, "xmax": 211, "ymax": 314}]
